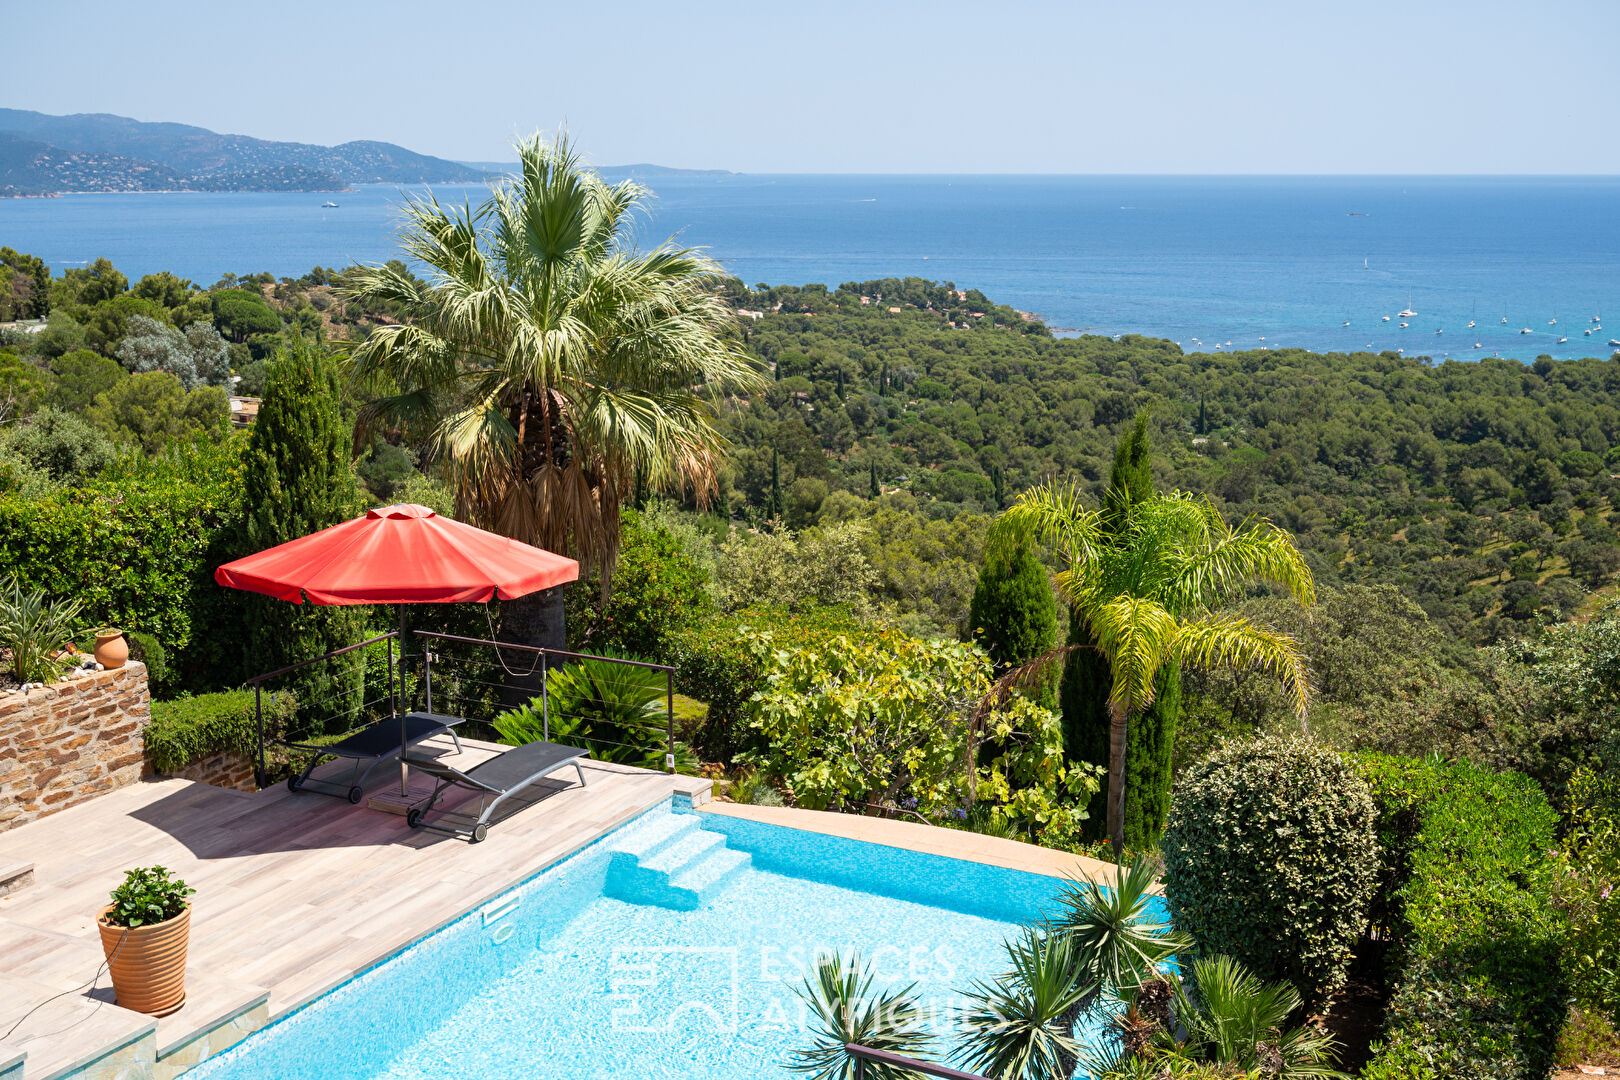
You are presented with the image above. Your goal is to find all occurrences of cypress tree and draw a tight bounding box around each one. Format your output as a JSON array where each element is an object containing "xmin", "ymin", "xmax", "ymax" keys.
[
  {"xmin": 969, "ymin": 536, "xmax": 1057, "ymax": 674},
  {"xmin": 869, "ymin": 460, "xmax": 880, "ymax": 499},
  {"xmin": 240, "ymin": 337, "xmax": 366, "ymax": 729},
  {"xmin": 1061, "ymin": 411, "xmax": 1180, "ymax": 847},
  {"xmin": 990, "ymin": 462, "xmax": 1006, "ymax": 510}
]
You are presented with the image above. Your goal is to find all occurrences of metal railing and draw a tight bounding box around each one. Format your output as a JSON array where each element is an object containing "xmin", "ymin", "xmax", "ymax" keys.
[
  {"xmin": 845, "ymin": 1045, "xmax": 988, "ymax": 1080},
  {"xmin": 413, "ymin": 631, "xmax": 677, "ymax": 772},
  {"xmin": 244, "ymin": 628, "xmax": 679, "ymax": 789},
  {"xmin": 244, "ymin": 631, "xmax": 401, "ymax": 786}
]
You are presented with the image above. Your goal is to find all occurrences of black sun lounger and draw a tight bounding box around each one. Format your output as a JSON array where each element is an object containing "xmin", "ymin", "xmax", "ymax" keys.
[
  {"xmin": 283, "ymin": 711, "xmax": 467, "ymax": 803},
  {"xmin": 401, "ymin": 739, "xmax": 590, "ymax": 843}
]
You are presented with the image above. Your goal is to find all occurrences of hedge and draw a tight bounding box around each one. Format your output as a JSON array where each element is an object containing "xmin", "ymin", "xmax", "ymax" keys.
[
  {"xmin": 1356, "ymin": 753, "xmax": 1564, "ymax": 1080},
  {"xmin": 145, "ymin": 689, "xmax": 297, "ymax": 774},
  {"xmin": 0, "ymin": 462, "xmax": 245, "ymax": 691}
]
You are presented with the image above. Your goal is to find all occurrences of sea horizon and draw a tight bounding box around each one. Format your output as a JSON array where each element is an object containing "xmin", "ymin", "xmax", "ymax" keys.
[{"xmin": 3, "ymin": 173, "xmax": 1617, "ymax": 363}]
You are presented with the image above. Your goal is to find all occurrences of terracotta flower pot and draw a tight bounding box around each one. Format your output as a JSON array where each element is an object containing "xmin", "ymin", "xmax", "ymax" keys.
[
  {"xmin": 94, "ymin": 629, "xmax": 129, "ymax": 670},
  {"xmin": 97, "ymin": 903, "xmax": 189, "ymax": 1016}
]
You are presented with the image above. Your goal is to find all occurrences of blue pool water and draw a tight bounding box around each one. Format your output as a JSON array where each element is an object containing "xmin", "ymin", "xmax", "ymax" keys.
[{"xmin": 186, "ymin": 799, "xmax": 1126, "ymax": 1080}]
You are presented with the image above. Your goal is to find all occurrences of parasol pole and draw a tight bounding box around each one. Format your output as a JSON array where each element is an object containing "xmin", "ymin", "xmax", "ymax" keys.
[{"xmin": 397, "ymin": 603, "xmax": 408, "ymax": 795}]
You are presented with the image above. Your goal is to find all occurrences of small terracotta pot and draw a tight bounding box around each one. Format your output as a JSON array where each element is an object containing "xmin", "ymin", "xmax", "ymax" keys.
[
  {"xmin": 97, "ymin": 903, "xmax": 189, "ymax": 1016},
  {"xmin": 94, "ymin": 629, "xmax": 129, "ymax": 670}
]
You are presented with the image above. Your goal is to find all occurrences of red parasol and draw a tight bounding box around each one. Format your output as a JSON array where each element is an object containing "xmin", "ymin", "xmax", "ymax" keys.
[
  {"xmin": 215, "ymin": 503, "xmax": 578, "ymax": 604},
  {"xmin": 216, "ymin": 503, "xmax": 579, "ymax": 793}
]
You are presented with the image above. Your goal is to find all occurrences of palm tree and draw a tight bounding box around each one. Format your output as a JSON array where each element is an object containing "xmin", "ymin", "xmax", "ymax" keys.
[
  {"xmin": 343, "ymin": 133, "xmax": 764, "ymax": 653},
  {"xmin": 999, "ymin": 487, "xmax": 1314, "ymax": 857}
]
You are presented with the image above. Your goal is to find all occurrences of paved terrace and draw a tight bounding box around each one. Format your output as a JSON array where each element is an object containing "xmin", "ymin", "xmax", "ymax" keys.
[{"xmin": 0, "ymin": 737, "xmax": 708, "ymax": 1080}]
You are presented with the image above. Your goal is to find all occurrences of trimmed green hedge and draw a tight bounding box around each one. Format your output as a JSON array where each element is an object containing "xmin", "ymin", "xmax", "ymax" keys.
[
  {"xmin": 145, "ymin": 690, "xmax": 296, "ymax": 774},
  {"xmin": 1356, "ymin": 753, "xmax": 1564, "ymax": 1080}
]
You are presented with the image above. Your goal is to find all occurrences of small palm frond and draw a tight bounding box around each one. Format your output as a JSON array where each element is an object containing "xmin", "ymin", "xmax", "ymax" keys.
[
  {"xmin": 999, "ymin": 480, "xmax": 1105, "ymax": 572},
  {"xmin": 1051, "ymin": 855, "xmax": 1188, "ymax": 998},
  {"xmin": 1086, "ymin": 595, "xmax": 1179, "ymax": 715},
  {"xmin": 1180, "ymin": 955, "xmax": 1346, "ymax": 1078},
  {"xmin": 1174, "ymin": 613, "xmax": 1310, "ymax": 721},
  {"xmin": 792, "ymin": 952, "xmax": 933, "ymax": 1080},
  {"xmin": 956, "ymin": 929, "xmax": 1088, "ymax": 1080}
]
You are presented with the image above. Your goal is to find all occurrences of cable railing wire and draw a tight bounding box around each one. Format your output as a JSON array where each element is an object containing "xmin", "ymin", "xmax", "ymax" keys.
[{"xmin": 248, "ymin": 629, "xmax": 679, "ymax": 786}]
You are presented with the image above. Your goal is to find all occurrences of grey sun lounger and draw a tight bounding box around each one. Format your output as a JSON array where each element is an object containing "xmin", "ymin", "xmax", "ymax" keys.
[
  {"xmin": 401, "ymin": 738, "xmax": 590, "ymax": 842},
  {"xmin": 283, "ymin": 711, "xmax": 467, "ymax": 804}
]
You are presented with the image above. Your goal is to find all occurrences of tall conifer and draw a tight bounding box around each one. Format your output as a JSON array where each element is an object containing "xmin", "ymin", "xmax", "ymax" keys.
[{"xmin": 240, "ymin": 337, "xmax": 366, "ymax": 726}]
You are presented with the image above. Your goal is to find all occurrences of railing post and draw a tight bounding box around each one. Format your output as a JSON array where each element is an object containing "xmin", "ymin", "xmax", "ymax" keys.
[
  {"xmin": 254, "ymin": 683, "xmax": 265, "ymax": 789},
  {"xmin": 424, "ymin": 646, "xmax": 433, "ymax": 715},
  {"xmin": 666, "ymin": 669, "xmax": 675, "ymax": 774}
]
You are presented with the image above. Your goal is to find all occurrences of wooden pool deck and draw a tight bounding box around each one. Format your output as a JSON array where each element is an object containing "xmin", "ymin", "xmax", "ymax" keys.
[{"xmin": 0, "ymin": 736, "xmax": 708, "ymax": 1080}]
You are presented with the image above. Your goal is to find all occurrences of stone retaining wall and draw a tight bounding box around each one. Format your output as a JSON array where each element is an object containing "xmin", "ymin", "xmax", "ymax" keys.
[
  {"xmin": 156, "ymin": 749, "xmax": 257, "ymax": 792},
  {"xmin": 0, "ymin": 661, "xmax": 149, "ymax": 833}
]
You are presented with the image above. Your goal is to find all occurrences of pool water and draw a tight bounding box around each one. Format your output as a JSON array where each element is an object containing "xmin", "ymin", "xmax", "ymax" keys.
[{"xmin": 189, "ymin": 800, "xmax": 1146, "ymax": 1079}]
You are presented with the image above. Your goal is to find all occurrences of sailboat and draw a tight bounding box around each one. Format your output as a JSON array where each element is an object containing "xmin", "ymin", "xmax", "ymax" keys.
[
  {"xmin": 1398, "ymin": 293, "xmax": 1418, "ymax": 318},
  {"xmin": 1501, "ymin": 317, "xmax": 1509, "ymax": 324},
  {"xmin": 1558, "ymin": 336, "xmax": 1568, "ymax": 344},
  {"xmin": 1549, "ymin": 316, "xmax": 1557, "ymax": 325},
  {"xmin": 1468, "ymin": 320, "xmax": 1476, "ymax": 328}
]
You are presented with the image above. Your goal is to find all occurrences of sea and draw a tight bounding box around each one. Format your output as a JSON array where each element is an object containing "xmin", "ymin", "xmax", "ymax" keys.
[{"xmin": 3, "ymin": 175, "xmax": 1617, "ymax": 362}]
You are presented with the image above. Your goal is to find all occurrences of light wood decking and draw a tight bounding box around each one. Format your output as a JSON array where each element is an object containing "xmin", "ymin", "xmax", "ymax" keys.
[{"xmin": 0, "ymin": 737, "xmax": 706, "ymax": 1080}]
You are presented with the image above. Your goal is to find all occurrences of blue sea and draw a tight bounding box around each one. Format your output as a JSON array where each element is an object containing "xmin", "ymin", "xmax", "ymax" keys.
[{"xmin": 3, "ymin": 175, "xmax": 1617, "ymax": 361}]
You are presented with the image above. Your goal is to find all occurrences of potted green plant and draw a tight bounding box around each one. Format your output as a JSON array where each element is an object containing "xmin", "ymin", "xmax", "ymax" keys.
[{"xmin": 97, "ymin": 866, "xmax": 194, "ymax": 1015}]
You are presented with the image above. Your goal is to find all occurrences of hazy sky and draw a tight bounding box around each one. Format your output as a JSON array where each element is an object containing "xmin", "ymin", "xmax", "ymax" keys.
[{"xmin": 7, "ymin": 0, "xmax": 1617, "ymax": 173}]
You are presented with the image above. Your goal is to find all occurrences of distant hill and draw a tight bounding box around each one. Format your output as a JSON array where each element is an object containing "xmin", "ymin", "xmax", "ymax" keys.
[{"xmin": 0, "ymin": 109, "xmax": 486, "ymax": 196}]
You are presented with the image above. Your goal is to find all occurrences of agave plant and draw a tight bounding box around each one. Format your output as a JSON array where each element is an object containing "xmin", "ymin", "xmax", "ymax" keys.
[
  {"xmin": 0, "ymin": 577, "xmax": 85, "ymax": 685},
  {"xmin": 1052, "ymin": 854, "xmax": 1189, "ymax": 1002},
  {"xmin": 792, "ymin": 952, "xmax": 933, "ymax": 1080},
  {"xmin": 957, "ymin": 927, "xmax": 1089, "ymax": 1080}
]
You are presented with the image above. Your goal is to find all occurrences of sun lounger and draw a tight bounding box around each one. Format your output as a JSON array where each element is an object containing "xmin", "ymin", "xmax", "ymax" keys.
[
  {"xmin": 401, "ymin": 739, "xmax": 590, "ymax": 842},
  {"xmin": 283, "ymin": 711, "xmax": 467, "ymax": 803}
]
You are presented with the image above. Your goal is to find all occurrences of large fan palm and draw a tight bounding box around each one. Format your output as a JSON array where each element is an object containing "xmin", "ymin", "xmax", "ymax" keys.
[
  {"xmin": 1000, "ymin": 487, "xmax": 1314, "ymax": 856},
  {"xmin": 343, "ymin": 134, "xmax": 763, "ymax": 590}
]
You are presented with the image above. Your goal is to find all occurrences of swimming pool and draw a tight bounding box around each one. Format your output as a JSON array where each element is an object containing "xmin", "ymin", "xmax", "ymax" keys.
[{"xmin": 188, "ymin": 799, "xmax": 1146, "ymax": 1079}]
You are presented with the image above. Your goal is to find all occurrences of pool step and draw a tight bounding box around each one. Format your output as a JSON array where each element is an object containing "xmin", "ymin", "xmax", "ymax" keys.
[{"xmin": 604, "ymin": 812, "xmax": 750, "ymax": 910}]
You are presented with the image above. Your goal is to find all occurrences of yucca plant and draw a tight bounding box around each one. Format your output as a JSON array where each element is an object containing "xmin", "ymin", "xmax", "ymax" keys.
[
  {"xmin": 0, "ymin": 577, "xmax": 85, "ymax": 684},
  {"xmin": 793, "ymin": 952, "xmax": 933, "ymax": 1080},
  {"xmin": 1052, "ymin": 854, "xmax": 1189, "ymax": 1002},
  {"xmin": 957, "ymin": 927, "xmax": 1089, "ymax": 1080}
]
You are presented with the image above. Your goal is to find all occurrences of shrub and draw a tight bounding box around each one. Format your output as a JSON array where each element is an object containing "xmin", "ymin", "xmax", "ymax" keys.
[
  {"xmin": 144, "ymin": 689, "xmax": 298, "ymax": 774},
  {"xmin": 1160, "ymin": 733, "xmax": 1378, "ymax": 1006},
  {"xmin": 577, "ymin": 509, "xmax": 713, "ymax": 662},
  {"xmin": 1557, "ymin": 768, "xmax": 1620, "ymax": 1028},
  {"xmin": 0, "ymin": 457, "xmax": 244, "ymax": 690},
  {"xmin": 124, "ymin": 629, "xmax": 170, "ymax": 696},
  {"xmin": 2, "ymin": 407, "xmax": 116, "ymax": 482},
  {"xmin": 105, "ymin": 866, "xmax": 194, "ymax": 928},
  {"xmin": 1356, "ymin": 753, "xmax": 1563, "ymax": 1080},
  {"xmin": 670, "ymin": 604, "xmax": 864, "ymax": 759}
]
